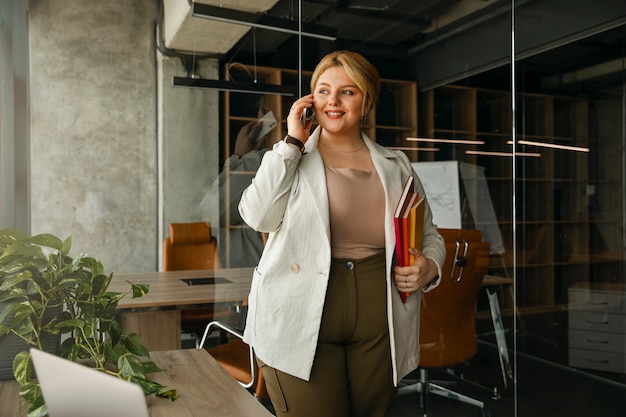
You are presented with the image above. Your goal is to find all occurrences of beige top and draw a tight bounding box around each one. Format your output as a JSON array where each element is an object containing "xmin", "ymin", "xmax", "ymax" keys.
[{"xmin": 325, "ymin": 165, "xmax": 386, "ymax": 259}]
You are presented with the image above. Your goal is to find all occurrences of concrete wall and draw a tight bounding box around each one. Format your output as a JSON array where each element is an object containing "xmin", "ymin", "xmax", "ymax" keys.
[
  {"xmin": 0, "ymin": 0, "xmax": 30, "ymax": 230},
  {"xmin": 28, "ymin": 0, "xmax": 220, "ymax": 272}
]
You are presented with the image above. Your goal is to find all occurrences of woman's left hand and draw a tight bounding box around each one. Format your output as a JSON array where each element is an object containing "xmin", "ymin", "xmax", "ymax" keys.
[{"xmin": 393, "ymin": 248, "xmax": 438, "ymax": 294}]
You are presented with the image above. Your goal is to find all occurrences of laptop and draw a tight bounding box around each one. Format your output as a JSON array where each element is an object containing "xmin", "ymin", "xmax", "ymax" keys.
[{"xmin": 29, "ymin": 348, "xmax": 150, "ymax": 417}]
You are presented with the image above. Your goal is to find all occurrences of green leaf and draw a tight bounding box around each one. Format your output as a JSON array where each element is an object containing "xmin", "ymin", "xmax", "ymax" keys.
[
  {"xmin": 79, "ymin": 256, "xmax": 104, "ymax": 276},
  {"xmin": 108, "ymin": 320, "xmax": 122, "ymax": 345},
  {"xmin": 0, "ymin": 242, "xmax": 44, "ymax": 263},
  {"xmin": 121, "ymin": 333, "xmax": 149, "ymax": 357},
  {"xmin": 118, "ymin": 353, "xmax": 146, "ymax": 378},
  {"xmin": 27, "ymin": 233, "xmax": 63, "ymax": 251},
  {"xmin": 49, "ymin": 318, "xmax": 78, "ymax": 335},
  {"xmin": 156, "ymin": 389, "xmax": 179, "ymax": 401},
  {"xmin": 94, "ymin": 297, "xmax": 118, "ymax": 320},
  {"xmin": 0, "ymin": 324, "xmax": 12, "ymax": 336},
  {"xmin": 60, "ymin": 235, "xmax": 72, "ymax": 256},
  {"xmin": 104, "ymin": 338, "xmax": 126, "ymax": 364},
  {"xmin": 57, "ymin": 273, "xmax": 90, "ymax": 291},
  {"xmin": 59, "ymin": 338, "xmax": 80, "ymax": 361},
  {"xmin": 53, "ymin": 318, "xmax": 87, "ymax": 331},
  {"xmin": 0, "ymin": 270, "xmax": 34, "ymax": 291},
  {"xmin": 18, "ymin": 382, "xmax": 42, "ymax": 408},
  {"xmin": 10, "ymin": 307, "xmax": 37, "ymax": 334},
  {"xmin": 77, "ymin": 301, "xmax": 96, "ymax": 319},
  {"xmin": 91, "ymin": 274, "xmax": 109, "ymax": 297},
  {"xmin": 130, "ymin": 282, "xmax": 150, "ymax": 298},
  {"xmin": 0, "ymin": 291, "xmax": 27, "ymax": 306},
  {"xmin": 126, "ymin": 375, "xmax": 170, "ymax": 396},
  {"xmin": 0, "ymin": 300, "xmax": 26, "ymax": 325},
  {"xmin": 138, "ymin": 359, "xmax": 162, "ymax": 373},
  {"xmin": 13, "ymin": 351, "xmax": 33, "ymax": 385},
  {"xmin": 25, "ymin": 395, "xmax": 47, "ymax": 417},
  {"xmin": 0, "ymin": 228, "xmax": 28, "ymax": 246}
]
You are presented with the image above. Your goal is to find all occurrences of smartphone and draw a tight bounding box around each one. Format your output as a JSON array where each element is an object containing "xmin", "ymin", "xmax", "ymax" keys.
[
  {"xmin": 255, "ymin": 111, "xmax": 277, "ymax": 143},
  {"xmin": 301, "ymin": 107, "xmax": 315, "ymax": 127}
]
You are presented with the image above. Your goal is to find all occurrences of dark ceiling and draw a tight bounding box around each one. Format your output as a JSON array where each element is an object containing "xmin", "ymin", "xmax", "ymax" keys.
[
  {"xmin": 463, "ymin": 24, "xmax": 626, "ymax": 97},
  {"xmin": 223, "ymin": 0, "xmax": 508, "ymax": 69},
  {"xmin": 214, "ymin": 0, "xmax": 626, "ymax": 96},
  {"xmin": 258, "ymin": 0, "xmax": 461, "ymax": 51}
]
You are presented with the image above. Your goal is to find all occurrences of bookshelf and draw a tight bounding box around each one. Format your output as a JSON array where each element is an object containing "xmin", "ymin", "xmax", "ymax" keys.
[{"xmin": 419, "ymin": 84, "xmax": 622, "ymax": 312}]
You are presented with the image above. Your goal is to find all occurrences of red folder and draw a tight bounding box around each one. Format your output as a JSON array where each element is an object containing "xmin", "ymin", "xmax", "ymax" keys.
[{"xmin": 393, "ymin": 176, "xmax": 416, "ymax": 303}]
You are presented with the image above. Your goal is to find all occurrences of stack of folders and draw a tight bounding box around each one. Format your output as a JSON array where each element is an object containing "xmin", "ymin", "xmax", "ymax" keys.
[{"xmin": 393, "ymin": 176, "xmax": 425, "ymax": 303}]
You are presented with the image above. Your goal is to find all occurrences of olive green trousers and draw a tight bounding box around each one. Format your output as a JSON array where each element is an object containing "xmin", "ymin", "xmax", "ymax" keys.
[{"xmin": 260, "ymin": 251, "xmax": 396, "ymax": 417}]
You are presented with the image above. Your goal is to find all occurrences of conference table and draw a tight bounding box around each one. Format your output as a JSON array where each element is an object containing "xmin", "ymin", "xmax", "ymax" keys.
[
  {"xmin": 0, "ymin": 349, "xmax": 273, "ymax": 417},
  {"xmin": 107, "ymin": 268, "xmax": 255, "ymax": 351}
]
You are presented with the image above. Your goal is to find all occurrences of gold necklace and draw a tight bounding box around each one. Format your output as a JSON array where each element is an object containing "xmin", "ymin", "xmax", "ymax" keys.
[{"xmin": 320, "ymin": 139, "xmax": 365, "ymax": 153}]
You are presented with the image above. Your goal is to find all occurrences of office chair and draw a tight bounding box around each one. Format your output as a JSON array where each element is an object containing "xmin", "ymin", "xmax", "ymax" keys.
[
  {"xmin": 163, "ymin": 222, "xmax": 236, "ymax": 339},
  {"xmin": 399, "ymin": 228, "xmax": 491, "ymax": 417},
  {"xmin": 163, "ymin": 221, "xmax": 220, "ymax": 271},
  {"xmin": 198, "ymin": 319, "xmax": 268, "ymax": 399}
]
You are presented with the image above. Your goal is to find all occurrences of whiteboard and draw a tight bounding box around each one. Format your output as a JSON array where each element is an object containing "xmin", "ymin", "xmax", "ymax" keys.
[
  {"xmin": 459, "ymin": 163, "xmax": 505, "ymax": 254},
  {"xmin": 412, "ymin": 160, "xmax": 504, "ymax": 255},
  {"xmin": 411, "ymin": 161, "xmax": 462, "ymax": 228}
]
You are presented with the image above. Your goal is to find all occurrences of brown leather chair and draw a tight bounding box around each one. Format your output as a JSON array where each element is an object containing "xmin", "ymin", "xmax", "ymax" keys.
[
  {"xmin": 163, "ymin": 222, "xmax": 229, "ymax": 336},
  {"xmin": 399, "ymin": 228, "xmax": 491, "ymax": 416},
  {"xmin": 163, "ymin": 222, "xmax": 220, "ymax": 271}
]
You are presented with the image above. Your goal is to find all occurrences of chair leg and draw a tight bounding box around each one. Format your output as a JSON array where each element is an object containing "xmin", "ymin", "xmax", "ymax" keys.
[
  {"xmin": 419, "ymin": 368, "xmax": 429, "ymax": 417},
  {"xmin": 428, "ymin": 380, "xmax": 485, "ymax": 410},
  {"xmin": 398, "ymin": 368, "xmax": 486, "ymax": 416}
]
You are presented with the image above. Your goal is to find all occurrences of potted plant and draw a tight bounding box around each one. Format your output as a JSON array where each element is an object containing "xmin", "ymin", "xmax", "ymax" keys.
[{"xmin": 0, "ymin": 229, "xmax": 177, "ymax": 417}]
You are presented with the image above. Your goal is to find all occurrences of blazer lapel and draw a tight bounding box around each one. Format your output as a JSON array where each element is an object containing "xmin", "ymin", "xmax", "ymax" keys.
[{"xmin": 299, "ymin": 131, "xmax": 331, "ymax": 242}]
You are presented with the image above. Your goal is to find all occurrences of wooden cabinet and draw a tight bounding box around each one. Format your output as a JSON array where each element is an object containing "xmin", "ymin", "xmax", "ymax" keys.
[
  {"xmin": 220, "ymin": 64, "xmax": 418, "ymax": 266},
  {"xmin": 568, "ymin": 282, "xmax": 625, "ymax": 374}
]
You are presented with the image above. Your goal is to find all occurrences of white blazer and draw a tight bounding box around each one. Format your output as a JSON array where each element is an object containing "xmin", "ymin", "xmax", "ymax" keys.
[{"xmin": 239, "ymin": 128, "xmax": 445, "ymax": 385}]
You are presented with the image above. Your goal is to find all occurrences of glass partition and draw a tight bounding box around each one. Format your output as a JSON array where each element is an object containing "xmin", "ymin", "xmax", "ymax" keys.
[
  {"xmin": 436, "ymin": 9, "xmax": 626, "ymax": 417},
  {"xmin": 211, "ymin": 1, "xmax": 626, "ymax": 415},
  {"xmin": 512, "ymin": 20, "xmax": 626, "ymax": 416}
]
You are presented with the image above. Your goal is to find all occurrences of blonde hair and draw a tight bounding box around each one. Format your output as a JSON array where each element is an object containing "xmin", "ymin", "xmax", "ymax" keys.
[{"xmin": 310, "ymin": 50, "xmax": 380, "ymax": 116}]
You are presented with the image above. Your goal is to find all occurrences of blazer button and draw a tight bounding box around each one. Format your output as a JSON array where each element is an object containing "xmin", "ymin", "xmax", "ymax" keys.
[{"xmin": 289, "ymin": 263, "xmax": 300, "ymax": 273}]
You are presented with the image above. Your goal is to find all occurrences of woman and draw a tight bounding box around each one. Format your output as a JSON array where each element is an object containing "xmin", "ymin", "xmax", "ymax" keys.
[{"xmin": 239, "ymin": 50, "xmax": 445, "ymax": 417}]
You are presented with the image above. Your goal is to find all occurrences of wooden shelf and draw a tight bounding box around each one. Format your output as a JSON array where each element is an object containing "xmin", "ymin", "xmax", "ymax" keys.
[{"xmin": 419, "ymin": 86, "xmax": 621, "ymax": 311}]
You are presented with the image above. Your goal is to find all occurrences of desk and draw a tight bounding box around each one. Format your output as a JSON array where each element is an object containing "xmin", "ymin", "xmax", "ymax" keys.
[
  {"xmin": 109, "ymin": 268, "xmax": 254, "ymax": 350},
  {"xmin": 0, "ymin": 349, "xmax": 273, "ymax": 417}
]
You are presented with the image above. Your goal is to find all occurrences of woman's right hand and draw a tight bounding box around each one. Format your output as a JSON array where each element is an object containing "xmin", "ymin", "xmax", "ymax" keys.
[
  {"xmin": 286, "ymin": 94, "xmax": 314, "ymax": 142},
  {"xmin": 233, "ymin": 119, "xmax": 263, "ymax": 157}
]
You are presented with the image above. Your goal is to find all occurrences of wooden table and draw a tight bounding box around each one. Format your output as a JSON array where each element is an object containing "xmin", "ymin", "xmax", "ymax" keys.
[
  {"xmin": 0, "ymin": 349, "xmax": 273, "ymax": 417},
  {"xmin": 109, "ymin": 268, "xmax": 254, "ymax": 350}
]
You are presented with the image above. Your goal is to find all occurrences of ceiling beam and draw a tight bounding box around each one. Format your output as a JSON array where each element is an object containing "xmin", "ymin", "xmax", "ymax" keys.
[{"xmin": 191, "ymin": 2, "xmax": 337, "ymax": 41}]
